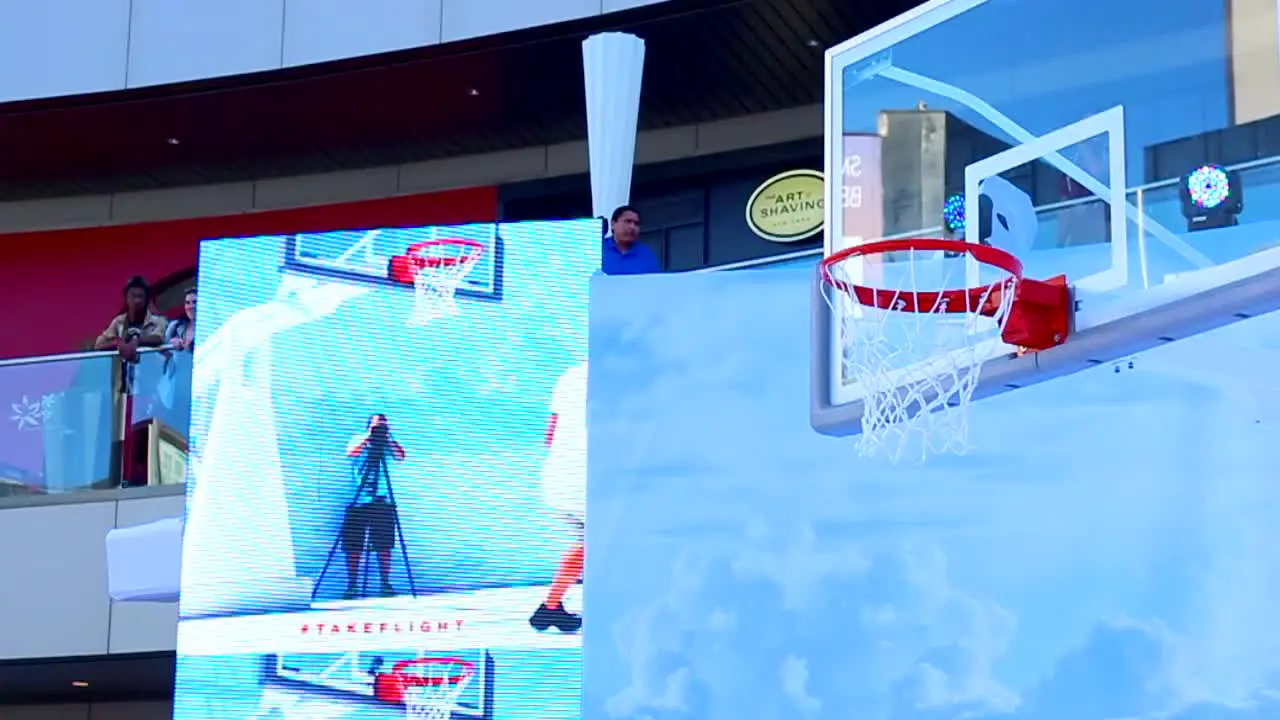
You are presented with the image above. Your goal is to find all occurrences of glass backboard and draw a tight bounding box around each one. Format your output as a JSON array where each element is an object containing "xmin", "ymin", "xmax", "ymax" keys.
[{"xmin": 813, "ymin": 0, "xmax": 1280, "ymax": 434}]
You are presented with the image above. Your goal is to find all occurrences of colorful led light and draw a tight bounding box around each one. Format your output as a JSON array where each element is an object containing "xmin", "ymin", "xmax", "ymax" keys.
[
  {"xmin": 942, "ymin": 193, "xmax": 966, "ymax": 233},
  {"xmin": 1187, "ymin": 165, "xmax": 1230, "ymax": 209}
]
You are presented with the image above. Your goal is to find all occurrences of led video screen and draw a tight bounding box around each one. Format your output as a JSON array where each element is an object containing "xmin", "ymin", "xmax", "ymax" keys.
[
  {"xmin": 586, "ymin": 268, "xmax": 1280, "ymax": 719},
  {"xmin": 175, "ymin": 219, "xmax": 598, "ymax": 720}
]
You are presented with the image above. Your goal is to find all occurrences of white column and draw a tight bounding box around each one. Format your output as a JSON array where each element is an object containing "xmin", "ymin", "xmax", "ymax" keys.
[{"xmin": 583, "ymin": 32, "xmax": 646, "ymax": 219}]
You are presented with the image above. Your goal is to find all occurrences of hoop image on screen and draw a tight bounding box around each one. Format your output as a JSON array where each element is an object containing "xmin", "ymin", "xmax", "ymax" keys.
[
  {"xmin": 264, "ymin": 649, "xmax": 494, "ymax": 720},
  {"xmin": 281, "ymin": 224, "xmax": 504, "ymax": 303}
]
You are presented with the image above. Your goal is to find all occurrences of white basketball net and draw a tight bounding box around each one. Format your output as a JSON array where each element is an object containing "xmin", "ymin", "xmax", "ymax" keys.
[
  {"xmin": 823, "ymin": 247, "xmax": 1019, "ymax": 463},
  {"xmin": 408, "ymin": 243, "xmax": 483, "ymax": 326},
  {"xmin": 402, "ymin": 660, "xmax": 474, "ymax": 720}
]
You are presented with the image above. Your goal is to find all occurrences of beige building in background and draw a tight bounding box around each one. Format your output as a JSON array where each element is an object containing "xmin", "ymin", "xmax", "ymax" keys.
[{"xmin": 1231, "ymin": 0, "xmax": 1280, "ymax": 123}]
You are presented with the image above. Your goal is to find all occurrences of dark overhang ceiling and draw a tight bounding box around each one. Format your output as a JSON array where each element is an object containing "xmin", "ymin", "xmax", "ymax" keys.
[
  {"xmin": 0, "ymin": 652, "xmax": 174, "ymax": 705},
  {"xmin": 0, "ymin": 0, "xmax": 920, "ymax": 200}
]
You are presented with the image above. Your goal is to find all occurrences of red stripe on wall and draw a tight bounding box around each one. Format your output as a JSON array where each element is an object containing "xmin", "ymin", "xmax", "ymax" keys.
[{"xmin": 0, "ymin": 186, "xmax": 498, "ymax": 359}]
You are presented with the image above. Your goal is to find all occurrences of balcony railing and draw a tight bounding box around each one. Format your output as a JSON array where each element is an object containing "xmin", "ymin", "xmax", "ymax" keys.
[
  {"xmin": 0, "ymin": 346, "xmax": 191, "ymax": 501},
  {"xmin": 707, "ymin": 154, "xmax": 1280, "ymax": 273}
]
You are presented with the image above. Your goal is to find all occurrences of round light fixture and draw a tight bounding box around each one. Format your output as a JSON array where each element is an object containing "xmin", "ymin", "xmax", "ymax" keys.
[
  {"xmin": 942, "ymin": 193, "xmax": 966, "ymax": 233},
  {"xmin": 1187, "ymin": 164, "xmax": 1230, "ymax": 209}
]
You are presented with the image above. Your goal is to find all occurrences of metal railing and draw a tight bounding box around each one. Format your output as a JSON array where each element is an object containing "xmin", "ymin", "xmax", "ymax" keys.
[{"xmin": 702, "ymin": 153, "xmax": 1280, "ymax": 273}]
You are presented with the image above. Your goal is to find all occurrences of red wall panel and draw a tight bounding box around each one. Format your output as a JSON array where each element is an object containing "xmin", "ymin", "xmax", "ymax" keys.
[{"xmin": 0, "ymin": 186, "xmax": 498, "ymax": 359}]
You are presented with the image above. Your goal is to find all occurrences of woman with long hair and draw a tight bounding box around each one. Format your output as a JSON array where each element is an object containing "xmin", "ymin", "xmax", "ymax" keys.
[{"xmin": 165, "ymin": 287, "xmax": 197, "ymax": 351}]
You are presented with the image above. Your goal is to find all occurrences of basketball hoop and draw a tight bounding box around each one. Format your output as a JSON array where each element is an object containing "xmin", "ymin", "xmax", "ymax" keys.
[
  {"xmin": 376, "ymin": 657, "xmax": 475, "ymax": 720},
  {"xmin": 819, "ymin": 238, "xmax": 1027, "ymax": 462},
  {"xmin": 398, "ymin": 239, "xmax": 485, "ymax": 326}
]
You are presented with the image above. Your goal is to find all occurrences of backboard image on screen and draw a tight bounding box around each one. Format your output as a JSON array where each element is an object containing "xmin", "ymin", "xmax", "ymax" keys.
[
  {"xmin": 266, "ymin": 648, "xmax": 494, "ymax": 718},
  {"xmin": 176, "ymin": 649, "xmax": 495, "ymax": 720},
  {"xmin": 585, "ymin": 268, "xmax": 1280, "ymax": 719},
  {"xmin": 175, "ymin": 219, "xmax": 597, "ymax": 720}
]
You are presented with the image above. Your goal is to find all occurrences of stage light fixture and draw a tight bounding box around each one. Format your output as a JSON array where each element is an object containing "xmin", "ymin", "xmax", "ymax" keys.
[
  {"xmin": 1180, "ymin": 164, "xmax": 1241, "ymax": 231},
  {"xmin": 942, "ymin": 193, "xmax": 966, "ymax": 234}
]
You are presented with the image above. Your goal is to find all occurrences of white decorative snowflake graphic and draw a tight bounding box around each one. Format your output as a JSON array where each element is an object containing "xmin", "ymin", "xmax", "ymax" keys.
[{"xmin": 9, "ymin": 395, "xmax": 43, "ymax": 431}]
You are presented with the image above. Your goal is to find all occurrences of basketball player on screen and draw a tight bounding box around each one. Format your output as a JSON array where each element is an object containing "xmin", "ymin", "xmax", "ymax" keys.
[{"xmin": 530, "ymin": 362, "xmax": 586, "ymax": 633}]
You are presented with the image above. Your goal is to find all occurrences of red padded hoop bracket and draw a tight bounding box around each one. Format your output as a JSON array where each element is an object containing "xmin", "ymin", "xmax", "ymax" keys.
[
  {"xmin": 373, "ymin": 657, "xmax": 475, "ymax": 704},
  {"xmin": 388, "ymin": 238, "xmax": 485, "ymax": 283}
]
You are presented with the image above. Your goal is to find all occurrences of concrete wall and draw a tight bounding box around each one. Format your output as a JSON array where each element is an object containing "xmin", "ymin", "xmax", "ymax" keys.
[
  {"xmin": 0, "ymin": 489, "xmax": 183, "ymax": 660},
  {"xmin": 0, "ymin": 0, "xmax": 670, "ymax": 103}
]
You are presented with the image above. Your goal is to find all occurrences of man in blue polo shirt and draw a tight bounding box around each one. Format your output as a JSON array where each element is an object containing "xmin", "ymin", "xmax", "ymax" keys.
[{"xmin": 602, "ymin": 205, "xmax": 660, "ymax": 275}]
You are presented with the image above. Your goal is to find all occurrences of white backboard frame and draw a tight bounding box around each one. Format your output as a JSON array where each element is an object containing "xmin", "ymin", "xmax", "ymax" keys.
[
  {"xmin": 271, "ymin": 650, "xmax": 492, "ymax": 720},
  {"xmin": 964, "ymin": 105, "xmax": 1129, "ymax": 295}
]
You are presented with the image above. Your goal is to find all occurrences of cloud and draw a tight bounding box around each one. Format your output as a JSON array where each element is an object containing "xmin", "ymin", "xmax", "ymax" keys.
[
  {"xmin": 974, "ymin": 618, "xmax": 1280, "ymax": 720},
  {"xmin": 1166, "ymin": 691, "xmax": 1280, "ymax": 719},
  {"xmin": 603, "ymin": 604, "xmax": 692, "ymax": 719},
  {"xmin": 780, "ymin": 655, "xmax": 822, "ymax": 714},
  {"xmin": 603, "ymin": 666, "xmax": 690, "ymax": 717},
  {"xmin": 729, "ymin": 520, "xmax": 870, "ymax": 612},
  {"xmin": 594, "ymin": 516, "xmax": 1280, "ymax": 720},
  {"xmin": 889, "ymin": 643, "xmax": 1018, "ymax": 719},
  {"xmin": 596, "ymin": 522, "xmax": 1017, "ymax": 720},
  {"xmin": 1013, "ymin": 618, "xmax": 1191, "ymax": 720}
]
